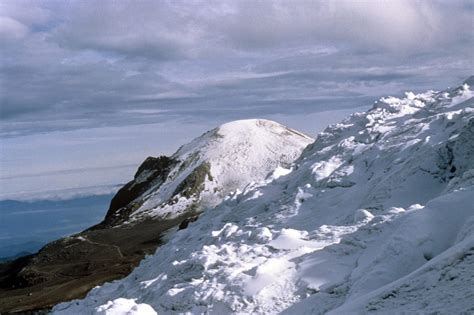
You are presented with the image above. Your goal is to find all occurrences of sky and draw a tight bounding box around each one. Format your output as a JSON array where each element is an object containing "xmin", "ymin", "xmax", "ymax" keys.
[{"xmin": 0, "ymin": 0, "xmax": 473, "ymax": 200}]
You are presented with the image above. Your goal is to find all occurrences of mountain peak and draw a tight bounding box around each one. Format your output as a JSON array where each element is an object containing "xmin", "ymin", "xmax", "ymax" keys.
[
  {"xmin": 217, "ymin": 118, "xmax": 301, "ymax": 132},
  {"xmin": 217, "ymin": 118, "xmax": 312, "ymax": 141},
  {"xmin": 102, "ymin": 119, "xmax": 313, "ymax": 225},
  {"xmin": 218, "ymin": 118, "xmax": 275, "ymax": 128}
]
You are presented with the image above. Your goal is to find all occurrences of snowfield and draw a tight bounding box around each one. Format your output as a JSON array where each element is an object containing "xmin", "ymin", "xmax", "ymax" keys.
[{"xmin": 53, "ymin": 79, "xmax": 474, "ymax": 314}]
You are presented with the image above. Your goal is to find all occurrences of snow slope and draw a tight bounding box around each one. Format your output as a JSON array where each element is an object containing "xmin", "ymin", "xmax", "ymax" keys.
[
  {"xmin": 108, "ymin": 119, "xmax": 313, "ymax": 225},
  {"xmin": 53, "ymin": 79, "xmax": 474, "ymax": 314}
]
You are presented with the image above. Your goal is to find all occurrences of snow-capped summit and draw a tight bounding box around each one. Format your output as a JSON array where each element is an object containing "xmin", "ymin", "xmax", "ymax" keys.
[
  {"xmin": 102, "ymin": 119, "xmax": 313, "ymax": 226},
  {"xmin": 54, "ymin": 79, "xmax": 473, "ymax": 314}
]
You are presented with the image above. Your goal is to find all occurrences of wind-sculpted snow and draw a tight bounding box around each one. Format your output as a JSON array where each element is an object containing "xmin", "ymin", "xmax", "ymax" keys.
[{"xmin": 53, "ymin": 79, "xmax": 474, "ymax": 314}]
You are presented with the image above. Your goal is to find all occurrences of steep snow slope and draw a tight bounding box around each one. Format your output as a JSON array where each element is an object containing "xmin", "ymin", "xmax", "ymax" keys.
[
  {"xmin": 103, "ymin": 119, "xmax": 313, "ymax": 226},
  {"xmin": 53, "ymin": 79, "xmax": 474, "ymax": 314}
]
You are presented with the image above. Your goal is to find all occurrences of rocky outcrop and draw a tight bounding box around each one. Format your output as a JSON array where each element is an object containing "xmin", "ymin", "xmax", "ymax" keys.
[
  {"xmin": 98, "ymin": 156, "xmax": 177, "ymax": 227},
  {"xmin": 172, "ymin": 162, "xmax": 212, "ymax": 199}
]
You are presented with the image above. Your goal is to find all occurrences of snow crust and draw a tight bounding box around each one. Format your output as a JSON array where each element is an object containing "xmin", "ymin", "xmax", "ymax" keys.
[{"xmin": 54, "ymin": 81, "xmax": 474, "ymax": 314}]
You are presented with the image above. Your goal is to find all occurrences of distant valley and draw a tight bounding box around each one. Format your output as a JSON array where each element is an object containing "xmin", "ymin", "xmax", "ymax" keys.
[{"xmin": 0, "ymin": 194, "xmax": 114, "ymax": 260}]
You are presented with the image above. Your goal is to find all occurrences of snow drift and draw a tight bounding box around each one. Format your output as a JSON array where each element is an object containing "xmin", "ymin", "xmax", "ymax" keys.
[{"xmin": 53, "ymin": 78, "xmax": 474, "ymax": 314}]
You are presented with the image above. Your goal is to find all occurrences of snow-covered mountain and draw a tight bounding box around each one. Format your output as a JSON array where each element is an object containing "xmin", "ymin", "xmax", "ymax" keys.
[
  {"xmin": 54, "ymin": 78, "xmax": 474, "ymax": 314},
  {"xmin": 101, "ymin": 119, "xmax": 313, "ymax": 227},
  {"xmin": 0, "ymin": 119, "xmax": 313, "ymax": 314}
]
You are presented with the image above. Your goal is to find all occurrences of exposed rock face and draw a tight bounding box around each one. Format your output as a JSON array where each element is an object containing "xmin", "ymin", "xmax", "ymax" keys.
[
  {"xmin": 172, "ymin": 162, "xmax": 212, "ymax": 199},
  {"xmin": 0, "ymin": 119, "xmax": 312, "ymax": 313},
  {"xmin": 99, "ymin": 156, "xmax": 177, "ymax": 227}
]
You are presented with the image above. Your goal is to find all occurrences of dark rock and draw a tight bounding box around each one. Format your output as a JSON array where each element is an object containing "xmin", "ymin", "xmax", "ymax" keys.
[
  {"xmin": 98, "ymin": 155, "xmax": 177, "ymax": 228},
  {"xmin": 178, "ymin": 215, "xmax": 200, "ymax": 230},
  {"xmin": 173, "ymin": 162, "xmax": 213, "ymax": 199}
]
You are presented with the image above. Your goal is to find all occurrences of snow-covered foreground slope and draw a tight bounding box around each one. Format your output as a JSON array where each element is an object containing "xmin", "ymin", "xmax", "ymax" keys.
[{"xmin": 54, "ymin": 79, "xmax": 474, "ymax": 314}]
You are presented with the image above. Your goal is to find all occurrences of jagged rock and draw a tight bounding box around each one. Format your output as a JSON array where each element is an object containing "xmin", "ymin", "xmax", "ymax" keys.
[{"xmin": 99, "ymin": 155, "xmax": 177, "ymax": 227}]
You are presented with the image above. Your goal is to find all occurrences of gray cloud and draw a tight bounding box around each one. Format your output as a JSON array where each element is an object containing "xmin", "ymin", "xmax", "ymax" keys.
[
  {"xmin": 1, "ymin": 1, "xmax": 473, "ymax": 200},
  {"xmin": 0, "ymin": 0, "xmax": 473, "ymax": 137},
  {"xmin": 48, "ymin": 0, "xmax": 474, "ymax": 55}
]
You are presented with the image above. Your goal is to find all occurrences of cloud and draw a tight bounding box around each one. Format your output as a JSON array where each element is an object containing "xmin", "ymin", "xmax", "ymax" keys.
[
  {"xmin": 0, "ymin": 16, "xmax": 28, "ymax": 42},
  {"xmin": 0, "ymin": 0, "xmax": 464, "ymax": 61},
  {"xmin": 228, "ymin": 0, "xmax": 472, "ymax": 53},
  {"xmin": 50, "ymin": 1, "xmax": 205, "ymax": 61},
  {"xmin": 0, "ymin": 0, "xmax": 472, "ymax": 135},
  {"xmin": 0, "ymin": 0, "xmax": 472, "ymax": 200},
  {"xmin": 38, "ymin": 0, "xmax": 472, "ymax": 58}
]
